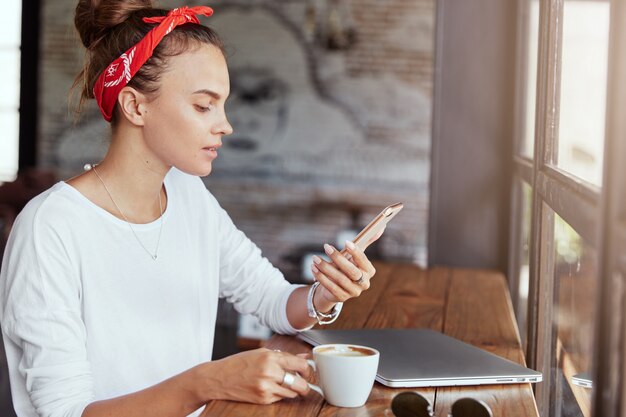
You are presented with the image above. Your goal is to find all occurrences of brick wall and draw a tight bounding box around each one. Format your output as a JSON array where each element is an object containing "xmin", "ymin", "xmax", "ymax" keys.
[{"xmin": 38, "ymin": 0, "xmax": 435, "ymax": 280}]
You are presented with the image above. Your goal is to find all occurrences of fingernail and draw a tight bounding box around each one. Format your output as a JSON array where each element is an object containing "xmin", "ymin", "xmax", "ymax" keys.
[
  {"xmin": 345, "ymin": 240, "xmax": 356, "ymax": 250},
  {"xmin": 311, "ymin": 264, "xmax": 319, "ymax": 273},
  {"xmin": 324, "ymin": 244, "xmax": 335, "ymax": 255},
  {"xmin": 312, "ymin": 255, "xmax": 322, "ymax": 265}
]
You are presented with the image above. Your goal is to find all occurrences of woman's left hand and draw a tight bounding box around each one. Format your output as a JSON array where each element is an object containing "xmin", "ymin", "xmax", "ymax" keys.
[{"xmin": 310, "ymin": 239, "xmax": 378, "ymax": 305}]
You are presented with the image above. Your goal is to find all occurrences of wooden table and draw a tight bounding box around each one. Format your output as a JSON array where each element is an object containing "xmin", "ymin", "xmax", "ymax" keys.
[{"xmin": 200, "ymin": 263, "xmax": 540, "ymax": 416}]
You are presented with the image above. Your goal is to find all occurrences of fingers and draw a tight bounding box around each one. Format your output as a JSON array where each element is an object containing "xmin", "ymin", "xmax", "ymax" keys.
[
  {"xmin": 276, "ymin": 372, "xmax": 311, "ymax": 397},
  {"xmin": 311, "ymin": 243, "xmax": 373, "ymax": 299},
  {"xmin": 342, "ymin": 241, "xmax": 376, "ymax": 276},
  {"xmin": 324, "ymin": 244, "xmax": 364, "ymax": 282},
  {"xmin": 278, "ymin": 352, "xmax": 312, "ymax": 379},
  {"xmin": 223, "ymin": 348, "xmax": 315, "ymax": 404},
  {"xmin": 312, "ymin": 261, "xmax": 360, "ymax": 301},
  {"xmin": 315, "ymin": 272, "xmax": 349, "ymax": 303},
  {"xmin": 266, "ymin": 350, "xmax": 312, "ymax": 398},
  {"xmin": 274, "ymin": 383, "xmax": 300, "ymax": 399}
]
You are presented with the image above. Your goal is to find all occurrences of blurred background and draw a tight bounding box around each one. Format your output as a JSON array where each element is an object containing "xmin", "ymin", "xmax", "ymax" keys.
[{"xmin": 0, "ymin": 0, "xmax": 617, "ymax": 416}]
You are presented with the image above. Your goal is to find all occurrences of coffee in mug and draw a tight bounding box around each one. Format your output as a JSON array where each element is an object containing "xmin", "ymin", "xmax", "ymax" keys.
[
  {"xmin": 307, "ymin": 344, "xmax": 380, "ymax": 407},
  {"xmin": 315, "ymin": 345, "xmax": 376, "ymax": 357}
]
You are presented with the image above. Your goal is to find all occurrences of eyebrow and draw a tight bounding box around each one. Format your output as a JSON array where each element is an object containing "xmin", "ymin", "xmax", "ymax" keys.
[{"xmin": 192, "ymin": 89, "xmax": 222, "ymax": 100}]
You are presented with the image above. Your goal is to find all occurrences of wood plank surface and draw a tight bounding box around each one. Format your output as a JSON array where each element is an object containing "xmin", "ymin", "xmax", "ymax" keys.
[
  {"xmin": 364, "ymin": 265, "xmax": 450, "ymax": 330},
  {"xmin": 434, "ymin": 268, "xmax": 539, "ymax": 417},
  {"xmin": 322, "ymin": 261, "xmax": 397, "ymax": 330},
  {"xmin": 201, "ymin": 264, "xmax": 539, "ymax": 417},
  {"xmin": 315, "ymin": 265, "xmax": 449, "ymax": 416},
  {"xmin": 200, "ymin": 262, "xmax": 395, "ymax": 416},
  {"xmin": 443, "ymin": 268, "xmax": 522, "ymax": 351},
  {"xmin": 434, "ymin": 385, "xmax": 539, "ymax": 417},
  {"xmin": 199, "ymin": 335, "xmax": 323, "ymax": 417}
]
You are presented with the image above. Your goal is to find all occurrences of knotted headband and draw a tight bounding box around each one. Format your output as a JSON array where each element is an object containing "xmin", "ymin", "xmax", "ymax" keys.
[{"xmin": 93, "ymin": 6, "xmax": 214, "ymax": 122}]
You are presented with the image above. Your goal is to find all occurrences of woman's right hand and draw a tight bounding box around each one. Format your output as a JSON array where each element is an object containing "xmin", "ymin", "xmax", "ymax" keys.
[{"xmin": 206, "ymin": 348, "xmax": 313, "ymax": 404}]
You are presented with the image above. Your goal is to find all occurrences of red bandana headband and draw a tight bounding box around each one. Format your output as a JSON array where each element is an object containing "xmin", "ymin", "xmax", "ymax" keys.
[{"xmin": 93, "ymin": 6, "xmax": 214, "ymax": 122}]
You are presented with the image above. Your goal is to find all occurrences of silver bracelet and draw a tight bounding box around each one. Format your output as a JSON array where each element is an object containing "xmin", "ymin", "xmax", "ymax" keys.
[{"xmin": 307, "ymin": 281, "xmax": 343, "ymax": 325}]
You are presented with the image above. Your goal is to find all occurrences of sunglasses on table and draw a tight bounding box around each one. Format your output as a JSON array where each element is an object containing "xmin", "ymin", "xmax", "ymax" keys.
[{"xmin": 391, "ymin": 391, "xmax": 493, "ymax": 417}]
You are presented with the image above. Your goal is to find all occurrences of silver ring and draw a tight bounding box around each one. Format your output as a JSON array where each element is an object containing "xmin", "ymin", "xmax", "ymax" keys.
[
  {"xmin": 282, "ymin": 371, "xmax": 296, "ymax": 388},
  {"xmin": 355, "ymin": 272, "xmax": 365, "ymax": 285}
]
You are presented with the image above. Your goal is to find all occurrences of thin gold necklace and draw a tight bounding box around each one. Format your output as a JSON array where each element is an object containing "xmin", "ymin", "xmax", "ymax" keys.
[{"xmin": 85, "ymin": 163, "xmax": 164, "ymax": 261}]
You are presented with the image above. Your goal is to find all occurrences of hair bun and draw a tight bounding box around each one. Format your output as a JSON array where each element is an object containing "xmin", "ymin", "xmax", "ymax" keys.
[{"xmin": 75, "ymin": 0, "xmax": 153, "ymax": 49}]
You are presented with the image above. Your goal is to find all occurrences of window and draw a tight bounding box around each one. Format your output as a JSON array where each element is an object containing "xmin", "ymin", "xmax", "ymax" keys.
[
  {"xmin": 510, "ymin": 0, "xmax": 624, "ymax": 416},
  {"xmin": 550, "ymin": 212, "xmax": 597, "ymax": 416},
  {"xmin": 509, "ymin": 0, "xmax": 540, "ymax": 360},
  {"xmin": 556, "ymin": 1, "xmax": 610, "ymax": 186},
  {"xmin": 511, "ymin": 181, "xmax": 532, "ymax": 351},
  {"xmin": 521, "ymin": 0, "xmax": 540, "ymax": 158},
  {"xmin": 0, "ymin": 2, "xmax": 21, "ymax": 184}
]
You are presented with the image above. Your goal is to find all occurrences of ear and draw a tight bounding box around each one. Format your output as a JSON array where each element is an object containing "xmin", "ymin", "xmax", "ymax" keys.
[{"xmin": 117, "ymin": 86, "xmax": 149, "ymax": 126}]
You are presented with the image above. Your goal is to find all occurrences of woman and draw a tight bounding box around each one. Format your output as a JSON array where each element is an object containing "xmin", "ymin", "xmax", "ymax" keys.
[{"xmin": 0, "ymin": 1, "xmax": 379, "ymax": 416}]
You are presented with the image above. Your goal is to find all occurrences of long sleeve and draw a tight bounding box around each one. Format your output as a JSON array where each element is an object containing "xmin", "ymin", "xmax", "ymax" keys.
[
  {"xmin": 210, "ymin": 193, "xmax": 302, "ymax": 335},
  {"xmin": 1, "ymin": 171, "xmax": 301, "ymax": 417},
  {"xmin": 0, "ymin": 172, "xmax": 306, "ymax": 417},
  {"xmin": 0, "ymin": 199, "xmax": 94, "ymax": 417}
]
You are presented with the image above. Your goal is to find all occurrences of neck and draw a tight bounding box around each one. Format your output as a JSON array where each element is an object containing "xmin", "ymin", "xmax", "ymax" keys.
[{"xmin": 93, "ymin": 122, "xmax": 169, "ymax": 222}]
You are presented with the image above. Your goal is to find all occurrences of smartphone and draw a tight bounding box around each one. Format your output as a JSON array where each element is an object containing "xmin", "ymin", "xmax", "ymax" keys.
[{"xmin": 341, "ymin": 202, "xmax": 404, "ymax": 254}]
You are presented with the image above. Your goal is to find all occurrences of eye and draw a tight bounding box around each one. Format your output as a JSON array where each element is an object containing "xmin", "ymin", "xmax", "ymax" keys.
[{"xmin": 194, "ymin": 104, "xmax": 213, "ymax": 112}]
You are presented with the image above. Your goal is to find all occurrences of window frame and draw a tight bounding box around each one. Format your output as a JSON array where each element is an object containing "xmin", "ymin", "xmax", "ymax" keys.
[
  {"xmin": 0, "ymin": 2, "xmax": 22, "ymax": 183},
  {"xmin": 510, "ymin": 0, "xmax": 621, "ymax": 416},
  {"xmin": 593, "ymin": 0, "xmax": 626, "ymax": 414},
  {"xmin": 18, "ymin": 0, "xmax": 41, "ymax": 170},
  {"xmin": 507, "ymin": 0, "xmax": 534, "ymax": 336}
]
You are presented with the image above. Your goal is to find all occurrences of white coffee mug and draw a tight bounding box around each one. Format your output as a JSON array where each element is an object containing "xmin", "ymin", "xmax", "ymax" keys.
[{"xmin": 306, "ymin": 343, "xmax": 380, "ymax": 408}]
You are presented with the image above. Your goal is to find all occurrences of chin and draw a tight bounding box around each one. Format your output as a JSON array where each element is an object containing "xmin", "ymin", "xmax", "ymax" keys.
[{"xmin": 174, "ymin": 162, "xmax": 213, "ymax": 178}]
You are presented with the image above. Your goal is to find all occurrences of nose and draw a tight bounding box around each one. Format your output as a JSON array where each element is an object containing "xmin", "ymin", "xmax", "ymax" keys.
[
  {"xmin": 224, "ymin": 118, "xmax": 234, "ymax": 136},
  {"xmin": 215, "ymin": 113, "xmax": 234, "ymax": 137}
]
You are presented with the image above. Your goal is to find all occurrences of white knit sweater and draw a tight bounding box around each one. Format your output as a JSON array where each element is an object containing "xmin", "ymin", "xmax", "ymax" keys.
[{"xmin": 0, "ymin": 168, "xmax": 302, "ymax": 417}]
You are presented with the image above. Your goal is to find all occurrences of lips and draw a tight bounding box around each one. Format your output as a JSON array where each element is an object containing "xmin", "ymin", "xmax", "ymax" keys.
[{"xmin": 202, "ymin": 143, "xmax": 222, "ymax": 157}]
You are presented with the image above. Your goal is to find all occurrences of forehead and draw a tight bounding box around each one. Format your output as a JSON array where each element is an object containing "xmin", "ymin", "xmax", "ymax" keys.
[{"xmin": 159, "ymin": 44, "xmax": 230, "ymax": 98}]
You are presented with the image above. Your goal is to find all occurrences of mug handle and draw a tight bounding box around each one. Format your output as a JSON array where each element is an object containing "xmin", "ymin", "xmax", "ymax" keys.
[{"xmin": 306, "ymin": 359, "xmax": 324, "ymax": 397}]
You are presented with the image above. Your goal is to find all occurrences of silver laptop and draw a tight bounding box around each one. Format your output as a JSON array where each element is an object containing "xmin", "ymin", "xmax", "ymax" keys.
[
  {"xmin": 572, "ymin": 372, "xmax": 593, "ymax": 388},
  {"xmin": 297, "ymin": 329, "xmax": 542, "ymax": 387}
]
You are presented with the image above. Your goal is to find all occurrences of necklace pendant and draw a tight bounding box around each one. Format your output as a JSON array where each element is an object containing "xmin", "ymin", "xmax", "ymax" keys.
[{"xmin": 91, "ymin": 164, "xmax": 164, "ymax": 262}]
